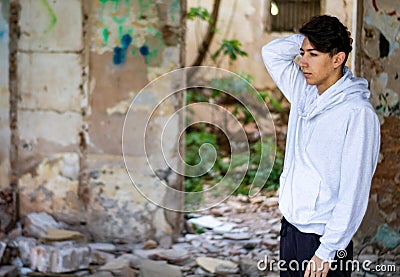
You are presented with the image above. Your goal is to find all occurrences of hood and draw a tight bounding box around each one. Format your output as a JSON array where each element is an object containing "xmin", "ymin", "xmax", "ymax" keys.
[{"xmin": 298, "ymin": 67, "xmax": 370, "ymax": 120}]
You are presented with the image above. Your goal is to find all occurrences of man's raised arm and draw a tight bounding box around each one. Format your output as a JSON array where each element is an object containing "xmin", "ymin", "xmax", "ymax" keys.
[{"xmin": 261, "ymin": 34, "xmax": 306, "ymax": 103}]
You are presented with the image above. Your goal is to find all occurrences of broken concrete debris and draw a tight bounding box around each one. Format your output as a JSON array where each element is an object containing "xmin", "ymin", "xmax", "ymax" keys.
[
  {"xmin": 23, "ymin": 212, "xmax": 62, "ymax": 238},
  {"xmin": 0, "ymin": 265, "xmax": 18, "ymax": 277},
  {"xmin": 196, "ymin": 257, "xmax": 238, "ymax": 274},
  {"xmin": 0, "ymin": 193, "xmax": 397, "ymax": 276},
  {"xmin": 30, "ymin": 242, "xmax": 91, "ymax": 273}
]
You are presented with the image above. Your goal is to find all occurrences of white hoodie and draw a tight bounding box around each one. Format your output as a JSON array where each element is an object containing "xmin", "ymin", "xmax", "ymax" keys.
[{"xmin": 261, "ymin": 34, "xmax": 380, "ymax": 261}]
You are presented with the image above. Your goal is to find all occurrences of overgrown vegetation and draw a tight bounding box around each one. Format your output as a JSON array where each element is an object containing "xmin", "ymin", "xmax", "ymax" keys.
[{"xmin": 185, "ymin": 5, "xmax": 285, "ymax": 198}]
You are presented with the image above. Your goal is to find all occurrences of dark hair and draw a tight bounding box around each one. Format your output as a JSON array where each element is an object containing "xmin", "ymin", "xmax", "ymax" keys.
[{"xmin": 299, "ymin": 15, "xmax": 352, "ymax": 66}]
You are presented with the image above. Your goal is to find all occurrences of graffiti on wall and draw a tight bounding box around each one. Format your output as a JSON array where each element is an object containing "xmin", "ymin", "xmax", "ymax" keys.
[
  {"xmin": 371, "ymin": 0, "xmax": 400, "ymax": 21},
  {"xmin": 40, "ymin": 0, "xmax": 57, "ymax": 34},
  {"xmin": 365, "ymin": 0, "xmax": 400, "ymax": 118},
  {"xmin": 94, "ymin": 0, "xmax": 177, "ymax": 65}
]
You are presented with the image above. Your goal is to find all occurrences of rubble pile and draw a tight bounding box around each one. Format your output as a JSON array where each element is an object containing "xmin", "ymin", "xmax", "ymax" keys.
[{"xmin": 0, "ymin": 192, "xmax": 398, "ymax": 276}]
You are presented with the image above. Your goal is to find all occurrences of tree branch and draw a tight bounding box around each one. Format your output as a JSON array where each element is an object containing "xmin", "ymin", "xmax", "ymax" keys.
[{"xmin": 191, "ymin": 0, "xmax": 221, "ymax": 67}]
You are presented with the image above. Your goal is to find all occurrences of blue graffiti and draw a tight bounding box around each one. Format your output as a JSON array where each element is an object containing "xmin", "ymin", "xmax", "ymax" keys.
[
  {"xmin": 139, "ymin": 45, "xmax": 149, "ymax": 56},
  {"xmin": 121, "ymin": 33, "xmax": 132, "ymax": 48},
  {"xmin": 0, "ymin": 30, "xmax": 6, "ymax": 39},
  {"xmin": 113, "ymin": 34, "xmax": 132, "ymax": 65}
]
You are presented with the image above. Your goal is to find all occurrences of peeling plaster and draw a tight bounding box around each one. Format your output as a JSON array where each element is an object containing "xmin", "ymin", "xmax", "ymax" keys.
[
  {"xmin": 365, "ymin": 0, "xmax": 400, "ymax": 55},
  {"xmin": 371, "ymin": 73, "xmax": 400, "ymax": 118},
  {"xmin": 19, "ymin": 153, "xmax": 84, "ymax": 224}
]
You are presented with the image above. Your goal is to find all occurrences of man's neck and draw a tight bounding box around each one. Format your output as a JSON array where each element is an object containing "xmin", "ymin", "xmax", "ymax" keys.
[{"xmin": 317, "ymin": 69, "xmax": 344, "ymax": 95}]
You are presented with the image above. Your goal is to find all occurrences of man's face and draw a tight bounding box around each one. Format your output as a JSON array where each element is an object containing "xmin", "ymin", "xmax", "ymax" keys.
[{"xmin": 299, "ymin": 37, "xmax": 343, "ymax": 94}]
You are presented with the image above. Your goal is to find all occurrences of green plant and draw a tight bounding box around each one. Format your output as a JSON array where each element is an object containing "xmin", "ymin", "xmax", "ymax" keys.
[
  {"xmin": 187, "ymin": 4, "xmax": 247, "ymax": 66},
  {"xmin": 187, "ymin": 6, "xmax": 212, "ymax": 23},
  {"xmin": 184, "ymin": 125, "xmax": 225, "ymax": 193},
  {"xmin": 184, "ymin": 4, "xmax": 285, "ymax": 198},
  {"xmin": 211, "ymin": 39, "xmax": 248, "ymax": 61}
]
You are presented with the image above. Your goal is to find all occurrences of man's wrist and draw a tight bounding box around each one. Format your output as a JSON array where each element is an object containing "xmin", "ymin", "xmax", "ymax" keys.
[{"xmin": 315, "ymin": 244, "xmax": 336, "ymax": 262}]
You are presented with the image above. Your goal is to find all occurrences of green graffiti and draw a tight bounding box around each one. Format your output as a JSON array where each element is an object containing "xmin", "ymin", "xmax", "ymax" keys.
[
  {"xmin": 98, "ymin": 0, "xmax": 167, "ymax": 65},
  {"xmin": 138, "ymin": 0, "xmax": 154, "ymax": 19},
  {"xmin": 41, "ymin": 0, "xmax": 57, "ymax": 34},
  {"xmin": 170, "ymin": 0, "xmax": 179, "ymax": 22},
  {"xmin": 143, "ymin": 26, "xmax": 164, "ymax": 64},
  {"xmin": 112, "ymin": 0, "xmax": 131, "ymax": 24},
  {"xmin": 99, "ymin": 0, "xmax": 131, "ymax": 24},
  {"xmin": 102, "ymin": 28, "xmax": 109, "ymax": 45},
  {"xmin": 118, "ymin": 25, "xmax": 123, "ymax": 39}
]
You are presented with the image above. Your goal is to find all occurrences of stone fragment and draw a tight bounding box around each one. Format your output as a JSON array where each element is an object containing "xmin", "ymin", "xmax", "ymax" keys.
[
  {"xmin": 215, "ymin": 262, "xmax": 239, "ymax": 275},
  {"xmin": 143, "ymin": 239, "xmax": 157, "ymax": 249},
  {"xmin": 24, "ymin": 212, "xmax": 61, "ymax": 238},
  {"xmin": 194, "ymin": 266, "xmax": 214, "ymax": 276},
  {"xmin": 196, "ymin": 257, "xmax": 238, "ymax": 274},
  {"xmin": 159, "ymin": 235, "xmax": 173, "ymax": 249},
  {"xmin": 99, "ymin": 258, "xmax": 136, "ymax": 277},
  {"xmin": 88, "ymin": 243, "xmax": 117, "ymax": 252},
  {"xmin": 223, "ymin": 233, "xmax": 251, "ymax": 240},
  {"xmin": 0, "ymin": 242, "xmax": 6, "ymax": 261},
  {"xmin": 243, "ymin": 239, "xmax": 261, "ymax": 250},
  {"xmin": 6, "ymin": 225, "xmax": 22, "ymax": 240},
  {"xmin": 140, "ymin": 259, "xmax": 182, "ymax": 277},
  {"xmin": 184, "ymin": 234, "xmax": 200, "ymax": 242},
  {"xmin": 118, "ymin": 253, "xmax": 143, "ymax": 269},
  {"xmin": 151, "ymin": 249, "xmax": 189, "ymax": 264},
  {"xmin": 270, "ymin": 224, "xmax": 281, "ymax": 235},
  {"xmin": 210, "ymin": 206, "xmax": 231, "ymax": 217},
  {"xmin": 90, "ymin": 250, "xmax": 116, "ymax": 265},
  {"xmin": 0, "ymin": 265, "xmax": 18, "ymax": 277},
  {"xmin": 213, "ymin": 223, "xmax": 236, "ymax": 234},
  {"xmin": 133, "ymin": 248, "xmax": 164, "ymax": 259},
  {"xmin": 88, "ymin": 271, "xmax": 114, "ymax": 277},
  {"xmin": 188, "ymin": 216, "xmax": 223, "ymax": 229},
  {"xmin": 263, "ymin": 197, "xmax": 279, "ymax": 207},
  {"xmin": 236, "ymin": 195, "xmax": 249, "ymax": 203},
  {"xmin": 41, "ymin": 228, "xmax": 84, "ymax": 242},
  {"xmin": 19, "ymin": 267, "xmax": 33, "ymax": 276},
  {"xmin": 240, "ymin": 257, "xmax": 267, "ymax": 276},
  {"xmin": 249, "ymin": 196, "xmax": 264, "ymax": 204},
  {"xmin": 30, "ymin": 242, "xmax": 90, "ymax": 273},
  {"xmin": 227, "ymin": 201, "xmax": 247, "ymax": 213},
  {"xmin": 262, "ymin": 238, "xmax": 279, "ymax": 248}
]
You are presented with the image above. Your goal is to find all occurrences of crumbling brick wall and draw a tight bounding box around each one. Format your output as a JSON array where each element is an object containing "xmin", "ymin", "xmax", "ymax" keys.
[
  {"xmin": 355, "ymin": 0, "xmax": 400, "ymax": 249},
  {"xmin": 1, "ymin": 0, "xmax": 184, "ymax": 243}
]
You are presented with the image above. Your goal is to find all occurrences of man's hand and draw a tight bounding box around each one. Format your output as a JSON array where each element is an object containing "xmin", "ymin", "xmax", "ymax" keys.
[
  {"xmin": 304, "ymin": 255, "xmax": 330, "ymax": 277},
  {"xmin": 347, "ymin": 30, "xmax": 353, "ymax": 46}
]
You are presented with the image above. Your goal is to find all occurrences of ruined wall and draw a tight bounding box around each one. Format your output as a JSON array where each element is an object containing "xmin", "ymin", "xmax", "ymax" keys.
[
  {"xmin": 0, "ymin": 0, "xmax": 10, "ymax": 188},
  {"xmin": 356, "ymin": 0, "xmax": 400, "ymax": 246},
  {"xmin": 185, "ymin": 0, "xmax": 355, "ymax": 89},
  {"xmin": 16, "ymin": 0, "xmax": 183, "ymax": 243}
]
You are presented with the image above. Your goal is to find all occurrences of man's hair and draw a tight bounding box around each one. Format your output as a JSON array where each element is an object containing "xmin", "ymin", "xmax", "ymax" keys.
[{"xmin": 299, "ymin": 15, "xmax": 352, "ymax": 66}]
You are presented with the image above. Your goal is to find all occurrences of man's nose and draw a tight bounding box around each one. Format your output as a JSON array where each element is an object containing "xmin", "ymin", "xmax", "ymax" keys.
[{"xmin": 299, "ymin": 57, "xmax": 307, "ymax": 68}]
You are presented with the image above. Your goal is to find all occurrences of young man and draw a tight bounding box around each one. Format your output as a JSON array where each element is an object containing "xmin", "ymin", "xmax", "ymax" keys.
[{"xmin": 261, "ymin": 15, "xmax": 380, "ymax": 276}]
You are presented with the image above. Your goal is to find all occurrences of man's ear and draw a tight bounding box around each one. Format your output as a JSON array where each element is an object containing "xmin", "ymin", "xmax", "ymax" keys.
[{"xmin": 333, "ymin": 52, "xmax": 346, "ymax": 68}]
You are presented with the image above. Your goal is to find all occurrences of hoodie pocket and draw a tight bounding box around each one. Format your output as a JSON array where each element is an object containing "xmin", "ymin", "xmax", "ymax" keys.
[{"xmin": 290, "ymin": 164, "xmax": 322, "ymax": 224}]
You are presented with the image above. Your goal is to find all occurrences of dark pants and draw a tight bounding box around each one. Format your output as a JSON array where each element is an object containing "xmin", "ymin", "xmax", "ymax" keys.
[{"xmin": 280, "ymin": 217, "xmax": 353, "ymax": 277}]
